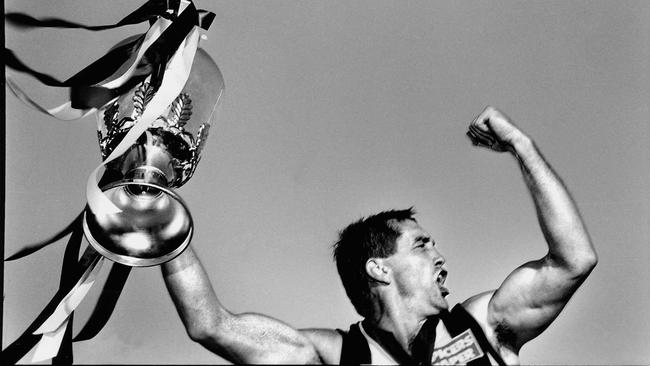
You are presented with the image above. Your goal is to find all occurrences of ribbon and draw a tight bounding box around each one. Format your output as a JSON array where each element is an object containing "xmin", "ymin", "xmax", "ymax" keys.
[
  {"xmin": 5, "ymin": 0, "xmax": 179, "ymax": 31},
  {"xmin": 4, "ymin": 7, "xmax": 184, "ymax": 119},
  {"xmin": 4, "ymin": 15, "xmax": 171, "ymax": 121},
  {"xmin": 52, "ymin": 216, "xmax": 85, "ymax": 365},
  {"xmin": 1, "ymin": 241, "xmax": 92, "ymax": 364},
  {"xmin": 3, "ymin": 219, "xmax": 133, "ymax": 362},
  {"xmin": 30, "ymin": 254, "xmax": 104, "ymax": 362},
  {"xmin": 73, "ymin": 263, "xmax": 132, "ymax": 342},
  {"xmin": 4, "ymin": 1, "xmax": 219, "ymax": 41},
  {"xmin": 4, "ymin": 210, "xmax": 85, "ymax": 261},
  {"xmin": 34, "ymin": 255, "xmax": 104, "ymax": 335},
  {"xmin": 31, "ymin": 321, "xmax": 69, "ymax": 363},
  {"xmin": 51, "ymin": 228, "xmax": 85, "ymax": 366},
  {"xmin": 4, "ymin": 0, "xmax": 215, "ymax": 117}
]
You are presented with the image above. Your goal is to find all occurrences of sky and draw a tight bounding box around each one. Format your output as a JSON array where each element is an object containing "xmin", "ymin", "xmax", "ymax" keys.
[{"xmin": 4, "ymin": 0, "xmax": 649, "ymax": 364}]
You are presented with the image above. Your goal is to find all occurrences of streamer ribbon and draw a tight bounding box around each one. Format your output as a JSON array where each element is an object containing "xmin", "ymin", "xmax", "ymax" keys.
[
  {"xmin": 4, "ymin": 0, "xmax": 215, "ymax": 119},
  {"xmin": 31, "ymin": 254, "xmax": 104, "ymax": 362},
  {"xmin": 5, "ymin": 0, "xmax": 179, "ymax": 31},
  {"xmin": 2, "ymin": 241, "xmax": 95, "ymax": 364}
]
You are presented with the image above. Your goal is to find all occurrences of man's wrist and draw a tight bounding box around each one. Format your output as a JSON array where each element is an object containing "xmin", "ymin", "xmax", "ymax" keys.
[
  {"xmin": 508, "ymin": 132, "xmax": 536, "ymax": 163},
  {"xmin": 508, "ymin": 130, "xmax": 532, "ymax": 152}
]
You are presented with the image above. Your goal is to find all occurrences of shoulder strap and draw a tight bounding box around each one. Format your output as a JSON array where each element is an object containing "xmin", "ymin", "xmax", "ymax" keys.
[{"xmin": 338, "ymin": 323, "xmax": 371, "ymax": 365}]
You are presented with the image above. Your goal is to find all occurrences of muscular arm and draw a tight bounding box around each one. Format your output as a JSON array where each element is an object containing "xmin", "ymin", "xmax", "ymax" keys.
[
  {"xmin": 161, "ymin": 247, "xmax": 329, "ymax": 364},
  {"xmin": 465, "ymin": 107, "xmax": 598, "ymax": 352}
]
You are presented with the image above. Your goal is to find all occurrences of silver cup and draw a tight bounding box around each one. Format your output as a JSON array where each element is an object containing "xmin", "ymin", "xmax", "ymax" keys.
[{"xmin": 83, "ymin": 48, "xmax": 224, "ymax": 266}]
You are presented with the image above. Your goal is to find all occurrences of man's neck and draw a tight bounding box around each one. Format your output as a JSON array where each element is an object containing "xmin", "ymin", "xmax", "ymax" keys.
[
  {"xmin": 363, "ymin": 313, "xmax": 440, "ymax": 365},
  {"xmin": 368, "ymin": 297, "xmax": 434, "ymax": 354}
]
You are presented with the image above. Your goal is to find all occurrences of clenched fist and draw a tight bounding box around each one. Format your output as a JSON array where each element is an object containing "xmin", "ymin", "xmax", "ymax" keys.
[{"xmin": 467, "ymin": 106, "xmax": 528, "ymax": 153}]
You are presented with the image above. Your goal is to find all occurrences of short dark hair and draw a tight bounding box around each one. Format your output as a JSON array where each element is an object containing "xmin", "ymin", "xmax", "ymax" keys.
[{"xmin": 332, "ymin": 207, "xmax": 417, "ymax": 318}]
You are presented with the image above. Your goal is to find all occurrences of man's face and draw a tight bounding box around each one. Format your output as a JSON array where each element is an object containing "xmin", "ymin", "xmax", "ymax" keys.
[{"xmin": 383, "ymin": 219, "xmax": 449, "ymax": 315}]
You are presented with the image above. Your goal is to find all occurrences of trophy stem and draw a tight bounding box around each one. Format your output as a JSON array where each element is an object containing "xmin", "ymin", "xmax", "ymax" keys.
[{"xmin": 124, "ymin": 167, "xmax": 168, "ymax": 196}]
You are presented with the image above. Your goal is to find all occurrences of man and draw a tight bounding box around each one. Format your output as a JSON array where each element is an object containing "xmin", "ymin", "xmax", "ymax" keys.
[{"xmin": 161, "ymin": 106, "xmax": 597, "ymax": 364}]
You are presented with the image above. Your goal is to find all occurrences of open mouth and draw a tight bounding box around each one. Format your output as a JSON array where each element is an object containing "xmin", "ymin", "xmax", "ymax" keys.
[{"xmin": 436, "ymin": 269, "xmax": 449, "ymax": 296}]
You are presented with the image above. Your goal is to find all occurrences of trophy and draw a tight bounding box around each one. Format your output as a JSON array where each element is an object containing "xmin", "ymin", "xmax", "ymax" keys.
[
  {"xmin": 84, "ymin": 47, "xmax": 224, "ymax": 266},
  {"xmin": 3, "ymin": 1, "xmax": 224, "ymax": 362}
]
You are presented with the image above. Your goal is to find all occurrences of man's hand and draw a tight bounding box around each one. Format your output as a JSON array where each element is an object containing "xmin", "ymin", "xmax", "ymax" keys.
[{"xmin": 466, "ymin": 106, "xmax": 528, "ymax": 153}]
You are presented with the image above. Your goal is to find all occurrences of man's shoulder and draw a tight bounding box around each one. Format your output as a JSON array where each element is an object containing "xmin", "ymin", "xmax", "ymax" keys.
[
  {"xmin": 458, "ymin": 291, "xmax": 520, "ymax": 364},
  {"xmin": 300, "ymin": 328, "xmax": 344, "ymax": 364},
  {"xmin": 461, "ymin": 290, "xmax": 495, "ymax": 321}
]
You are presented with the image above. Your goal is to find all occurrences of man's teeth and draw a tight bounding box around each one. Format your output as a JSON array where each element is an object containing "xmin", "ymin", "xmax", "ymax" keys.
[
  {"xmin": 436, "ymin": 272, "xmax": 446, "ymax": 285},
  {"xmin": 437, "ymin": 271, "xmax": 450, "ymax": 296}
]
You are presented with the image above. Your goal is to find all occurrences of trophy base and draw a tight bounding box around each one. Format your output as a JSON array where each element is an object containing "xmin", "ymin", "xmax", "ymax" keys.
[{"xmin": 83, "ymin": 181, "xmax": 193, "ymax": 267}]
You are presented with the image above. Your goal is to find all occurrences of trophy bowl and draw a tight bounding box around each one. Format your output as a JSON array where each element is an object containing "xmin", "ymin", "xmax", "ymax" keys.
[{"xmin": 83, "ymin": 48, "xmax": 224, "ymax": 267}]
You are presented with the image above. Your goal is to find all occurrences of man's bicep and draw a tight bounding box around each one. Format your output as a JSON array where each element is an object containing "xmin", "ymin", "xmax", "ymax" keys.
[
  {"xmin": 198, "ymin": 312, "xmax": 323, "ymax": 364},
  {"xmin": 487, "ymin": 256, "xmax": 588, "ymax": 349}
]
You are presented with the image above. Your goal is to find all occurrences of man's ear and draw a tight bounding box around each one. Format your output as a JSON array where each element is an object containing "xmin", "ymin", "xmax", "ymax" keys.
[{"xmin": 366, "ymin": 258, "xmax": 390, "ymax": 284}]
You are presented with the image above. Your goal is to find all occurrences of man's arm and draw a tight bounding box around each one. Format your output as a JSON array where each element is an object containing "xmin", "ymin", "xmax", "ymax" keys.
[
  {"xmin": 161, "ymin": 247, "xmax": 337, "ymax": 364},
  {"xmin": 464, "ymin": 106, "xmax": 598, "ymax": 352}
]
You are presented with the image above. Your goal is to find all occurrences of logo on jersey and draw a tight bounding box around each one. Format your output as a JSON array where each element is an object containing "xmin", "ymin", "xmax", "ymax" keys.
[{"xmin": 431, "ymin": 329, "xmax": 484, "ymax": 365}]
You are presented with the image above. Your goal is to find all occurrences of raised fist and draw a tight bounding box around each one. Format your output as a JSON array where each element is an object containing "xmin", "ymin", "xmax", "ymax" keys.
[{"xmin": 466, "ymin": 106, "xmax": 527, "ymax": 153}]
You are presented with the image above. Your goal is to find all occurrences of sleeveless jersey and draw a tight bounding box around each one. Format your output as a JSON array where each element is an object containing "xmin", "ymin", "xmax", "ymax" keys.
[{"xmin": 338, "ymin": 304, "xmax": 506, "ymax": 365}]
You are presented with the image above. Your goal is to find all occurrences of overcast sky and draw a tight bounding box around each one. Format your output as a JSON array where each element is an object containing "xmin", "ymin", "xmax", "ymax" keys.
[{"xmin": 4, "ymin": 0, "xmax": 649, "ymax": 364}]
